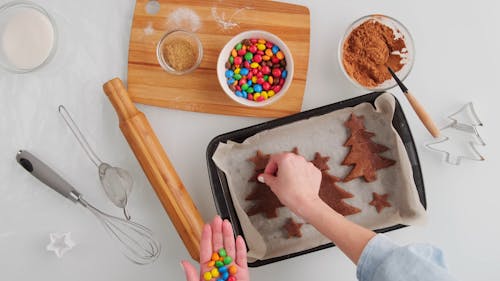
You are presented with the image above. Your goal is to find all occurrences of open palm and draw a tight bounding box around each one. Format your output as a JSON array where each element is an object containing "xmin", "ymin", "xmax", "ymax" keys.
[{"xmin": 181, "ymin": 216, "xmax": 250, "ymax": 281}]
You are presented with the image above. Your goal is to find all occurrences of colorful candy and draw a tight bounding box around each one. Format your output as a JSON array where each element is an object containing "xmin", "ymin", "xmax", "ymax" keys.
[
  {"xmin": 219, "ymin": 248, "xmax": 227, "ymax": 257},
  {"xmin": 239, "ymin": 68, "xmax": 249, "ymax": 76},
  {"xmin": 272, "ymin": 68, "xmax": 281, "ymax": 78},
  {"xmin": 234, "ymin": 56, "xmax": 242, "ymax": 65},
  {"xmin": 223, "ymin": 256, "xmax": 232, "ymax": 265},
  {"xmin": 261, "ymin": 65, "xmax": 271, "ymax": 75},
  {"xmin": 211, "ymin": 268, "xmax": 220, "ymax": 278},
  {"xmin": 229, "ymin": 265, "xmax": 238, "ymax": 275},
  {"xmin": 219, "ymin": 265, "xmax": 227, "ymax": 273},
  {"xmin": 253, "ymin": 84, "xmax": 263, "ymax": 93},
  {"xmin": 205, "ymin": 248, "xmax": 237, "ymax": 281},
  {"xmin": 224, "ymin": 38, "xmax": 287, "ymax": 102},
  {"xmin": 204, "ymin": 272, "xmax": 212, "ymax": 281}
]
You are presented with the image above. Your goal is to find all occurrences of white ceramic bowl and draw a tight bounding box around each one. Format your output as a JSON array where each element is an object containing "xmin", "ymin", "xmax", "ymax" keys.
[{"xmin": 217, "ymin": 30, "xmax": 294, "ymax": 107}]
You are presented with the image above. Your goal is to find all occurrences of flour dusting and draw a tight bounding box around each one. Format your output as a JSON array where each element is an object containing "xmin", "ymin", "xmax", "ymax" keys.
[
  {"xmin": 211, "ymin": 6, "xmax": 252, "ymax": 31},
  {"xmin": 144, "ymin": 22, "xmax": 155, "ymax": 35},
  {"xmin": 145, "ymin": 0, "xmax": 161, "ymax": 15},
  {"xmin": 167, "ymin": 7, "xmax": 201, "ymax": 32}
]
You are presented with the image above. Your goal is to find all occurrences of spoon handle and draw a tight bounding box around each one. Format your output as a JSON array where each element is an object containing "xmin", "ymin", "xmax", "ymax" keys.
[
  {"xmin": 404, "ymin": 91, "xmax": 441, "ymax": 138},
  {"xmin": 16, "ymin": 150, "xmax": 82, "ymax": 203},
  {"xmin": 58, "ymin": 105, "xmax": 103, "ymax": 166}
]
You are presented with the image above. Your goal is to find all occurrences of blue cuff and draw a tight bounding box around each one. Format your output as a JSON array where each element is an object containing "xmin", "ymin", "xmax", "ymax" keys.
[{"xmin": 356, "ymin": 234, "xmax": 398, "ymax": 281}]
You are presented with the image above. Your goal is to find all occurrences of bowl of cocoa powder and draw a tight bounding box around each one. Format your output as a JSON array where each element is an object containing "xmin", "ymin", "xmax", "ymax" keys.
[{"xmin": 339, "ymin": 15, "xmax": 414, "ymax": 91}]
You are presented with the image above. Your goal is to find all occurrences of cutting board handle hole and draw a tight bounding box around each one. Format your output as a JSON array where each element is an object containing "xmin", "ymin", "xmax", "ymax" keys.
[{"xmin": 145, "ymin": 0, "xmax": 160, "ymax": 15}]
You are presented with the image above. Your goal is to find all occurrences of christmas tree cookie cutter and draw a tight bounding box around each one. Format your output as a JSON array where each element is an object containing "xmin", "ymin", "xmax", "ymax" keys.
[{"xmin": 426, "ymin": 103, "xmax": 485, "ymax": 165}]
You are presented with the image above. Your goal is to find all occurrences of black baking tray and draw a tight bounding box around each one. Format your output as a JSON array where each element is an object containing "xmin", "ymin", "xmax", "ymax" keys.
[{"xmin": 206, "ymin": 92, "xmax": 427, "ymax": 267}]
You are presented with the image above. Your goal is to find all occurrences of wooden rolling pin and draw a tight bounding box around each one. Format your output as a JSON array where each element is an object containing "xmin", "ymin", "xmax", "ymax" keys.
[{"xmin": 103, "ymin": 78, "xmax": 203, "ymax": 261}]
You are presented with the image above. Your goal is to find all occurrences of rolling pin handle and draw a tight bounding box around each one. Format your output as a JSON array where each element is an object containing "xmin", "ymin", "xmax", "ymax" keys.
[{"xmin": 103, "ymin": 78, "xmax": 140, "ymax": 122}]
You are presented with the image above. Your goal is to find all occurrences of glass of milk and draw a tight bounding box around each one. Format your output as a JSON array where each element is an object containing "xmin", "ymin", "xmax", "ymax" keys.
[{"xmin": 0, "ymin": 1, "xmax": 57, "ymax": 73}]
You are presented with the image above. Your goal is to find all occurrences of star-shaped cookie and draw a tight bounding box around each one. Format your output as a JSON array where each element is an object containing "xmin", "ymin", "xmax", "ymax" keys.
[
  {"xmin": 283, "ymin": 218, "xmax": 304, "ymax": 238},
  {"xmin": 369, "ymin": 192, "xmax": 391, "ymax": 213}
]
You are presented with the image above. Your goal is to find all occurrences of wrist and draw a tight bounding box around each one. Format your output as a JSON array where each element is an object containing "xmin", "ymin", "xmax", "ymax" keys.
[{"xmin": 297, "ymin": 197, "xmax": 327, "ymax": 220}]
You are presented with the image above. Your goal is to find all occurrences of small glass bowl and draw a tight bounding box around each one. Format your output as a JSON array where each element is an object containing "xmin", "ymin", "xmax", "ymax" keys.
[
  {"xmin": 338, "ymin": 14, "xmax": 415, "ymax": 91},
  {"xmin": 156, "ymin": 29, "xmax": 203, "ymax": 75},
  {"xmin": 0, "ymin": 1, "xmax": 57, "ymax": 73}
]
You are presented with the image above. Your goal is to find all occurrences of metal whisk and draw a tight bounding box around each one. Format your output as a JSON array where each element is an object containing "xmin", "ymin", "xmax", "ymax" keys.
[{"xmin": 16, "ymin": 150, "xmax": 161, "ymax": 265}]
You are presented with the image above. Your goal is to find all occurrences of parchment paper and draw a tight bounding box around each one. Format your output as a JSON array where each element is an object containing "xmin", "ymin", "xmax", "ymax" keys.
[{"xmin": 212, "ymin": 93, "xmax": 426, "ymax": 261}]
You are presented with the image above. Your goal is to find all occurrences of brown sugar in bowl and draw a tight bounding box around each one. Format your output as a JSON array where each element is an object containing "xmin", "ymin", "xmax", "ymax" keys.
[{"xmin": 156, "ymin": 29, "xmax": 203, "ymax": 75}]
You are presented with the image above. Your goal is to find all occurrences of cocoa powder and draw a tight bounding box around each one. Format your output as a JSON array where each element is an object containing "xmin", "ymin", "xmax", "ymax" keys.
[{"xmin": 342, "ymin": 20, "xmax": 407, "ymax": 88}]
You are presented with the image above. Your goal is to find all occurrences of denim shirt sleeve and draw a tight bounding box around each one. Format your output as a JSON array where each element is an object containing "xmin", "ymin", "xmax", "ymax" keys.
[{"xmin": 356, "ymin": 234, "xmax": 458, "ymax": 281}]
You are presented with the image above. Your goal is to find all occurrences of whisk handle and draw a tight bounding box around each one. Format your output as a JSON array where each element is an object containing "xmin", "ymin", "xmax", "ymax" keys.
[{"xmin": 16, "ymin": 150, "xmax": 81, "ymax": 203}]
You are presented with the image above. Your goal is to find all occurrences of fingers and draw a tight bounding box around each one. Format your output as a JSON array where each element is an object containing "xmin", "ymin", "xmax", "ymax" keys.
[
  {"xmin": 258, "ymin": 172, "xmax": 278, "ymax": 187},
  {"xmin": 200, "ymin": 223, "xmax": 213, "ymax": 264},
  {"xmin": 222, "ymin": 219, "xmax": 236, "ymax": 258},
  {"xmin": 263, "ymin": 154, "xmax": 280, "ymax": 175},
  {"xmin": 211, "ymin": 216, "xmax": 247, "ymax": 272},
  {"xmin": 211, "ymin": 215, "xmax": 224, "ymax": 253},
  {"xmin": 261, "ymin": 153, "xmax": 289, "ymax": 186},
  {"xmin": 181, "ymin": 260, "xmax": 199, "ymax": 281},
  {"xmin": 235, "ymin": 235, "xmax": 248, "ymax": 268},
  {"xmin": 264, "ymin": 152, "xmax": 303, "ymax": 175}
]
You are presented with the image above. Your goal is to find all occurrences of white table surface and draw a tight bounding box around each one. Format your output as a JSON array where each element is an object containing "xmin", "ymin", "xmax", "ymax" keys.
[{"xmin": 1, "ymin": 0, "xmax": 499, "ymax": 280}]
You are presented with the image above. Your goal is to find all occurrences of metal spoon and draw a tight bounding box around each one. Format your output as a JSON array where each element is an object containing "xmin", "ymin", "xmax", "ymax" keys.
[{"xmin": 58, "ymin": 105, "xmax": 133, "ymax": 220}]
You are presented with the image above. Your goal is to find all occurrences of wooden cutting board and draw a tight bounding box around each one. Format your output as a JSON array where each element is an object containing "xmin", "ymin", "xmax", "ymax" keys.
[{"xmin": 128, "ymin": 0, "xmax": 310, "ymax": 117}]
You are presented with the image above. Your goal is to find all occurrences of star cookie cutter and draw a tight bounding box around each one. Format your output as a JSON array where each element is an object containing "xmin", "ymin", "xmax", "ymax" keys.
[
  {"xmin": 46, "ymin": 232, "xmax": 76, "ymax": 258},
  {"xmin": 426, "ymin": 102, "xmax": 485, "ymax": 165}
]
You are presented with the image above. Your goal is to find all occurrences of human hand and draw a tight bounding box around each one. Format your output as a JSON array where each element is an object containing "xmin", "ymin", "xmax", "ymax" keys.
[
  {"xmin": 181, "ymin": 216, "xmax": 250, "ymax": 281},
  {"xmin": 258, "ymin": 152, "xmax": 322, "ymax": 217}
]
